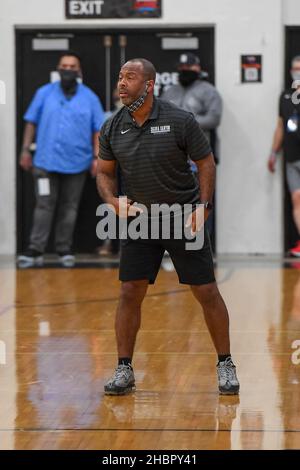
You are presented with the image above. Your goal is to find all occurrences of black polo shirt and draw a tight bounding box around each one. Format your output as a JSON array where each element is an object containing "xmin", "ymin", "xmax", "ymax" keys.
[
  {"xmin": 279, "ymin": 89, "xmax": 300, "ymax": 162},
  {"xmin": 99, "ymin": 98, "xmax": 211, "ymax": 207}
]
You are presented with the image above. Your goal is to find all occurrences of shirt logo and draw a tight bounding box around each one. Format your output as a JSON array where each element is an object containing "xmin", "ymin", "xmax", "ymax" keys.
[
  {"xmin": 150, "ymin": 125, "xmax": 171, "ymax": 134},
  {"xmin": 121, "ymin": 128, "xmax": 131, "ymax": 135}
]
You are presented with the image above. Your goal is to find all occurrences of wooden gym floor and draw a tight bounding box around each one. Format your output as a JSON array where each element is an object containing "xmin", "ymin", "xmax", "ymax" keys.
[{"xmin": 0, "ymin": 256, "xmax": 300, "ymax": 450}]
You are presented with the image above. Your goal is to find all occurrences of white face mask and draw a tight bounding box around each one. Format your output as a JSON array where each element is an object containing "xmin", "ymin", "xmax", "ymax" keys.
[{"xmin": 292, "ymin": 70, "xmax": 300, "ymax": 82}]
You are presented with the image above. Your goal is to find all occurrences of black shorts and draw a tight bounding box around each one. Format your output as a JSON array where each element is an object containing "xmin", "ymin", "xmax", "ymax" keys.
[{"xmin": 119, "ymin": 222, "xmax": 215, "ymax": 286}]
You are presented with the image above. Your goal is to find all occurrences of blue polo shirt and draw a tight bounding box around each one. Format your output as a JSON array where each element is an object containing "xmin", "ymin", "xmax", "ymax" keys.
[{"xmin": 24, "ymin": 82, "xmax": 105, "ymax": 174}]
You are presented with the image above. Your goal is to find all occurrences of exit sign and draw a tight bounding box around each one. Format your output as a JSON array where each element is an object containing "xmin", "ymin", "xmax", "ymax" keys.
[{"xmin": 65, "ymin": 0, "xmax": 162, "ymax": 19}]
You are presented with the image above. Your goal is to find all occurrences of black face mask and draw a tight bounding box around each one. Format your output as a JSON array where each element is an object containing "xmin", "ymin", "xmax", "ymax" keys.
[
  {"xmin": 178, "ymin": 70, "xmax": 199, "ymax": 87},
  {"xmin": 59, "ymin": 69, "xmax": 79, "ymax": 96}
]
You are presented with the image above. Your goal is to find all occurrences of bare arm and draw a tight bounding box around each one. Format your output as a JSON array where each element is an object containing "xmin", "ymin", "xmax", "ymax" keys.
[
  {"xmin": 96, "ymin": 159, "xmax": 118, "ymax": 205},
  {"xmin": 96, "ymin": 159, "xmax": 140, "ymax": 216},
  {"xmin": 23, "ymin": 122, "xmax": 36, "ymax": 149},
  {"xmin": 93, "ymin": 131, "xmax": 100, "ymax": 157},
  {"xmin": 186, "ymin": 153, "xmax": 216, "ymax": 234},
  {"xmin": 19, "ymin": 122, "xmax": 36, "ymax": 171},
  {"xmin": 268, "ymin": 117, "xmax": 284, "ymax": 173},
  {"xmin": 271, "ymin": 117, "xmax": 284, "ymax": 153},
  {"xmin": 195, "ymin": 153, "xmax": 216, "ymax": 204},
  {"xmin": 90, "ymin": 132, "xmax": 100, "ymax": 177}
]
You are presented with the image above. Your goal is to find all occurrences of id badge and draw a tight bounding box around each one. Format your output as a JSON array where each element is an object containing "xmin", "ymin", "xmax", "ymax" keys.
[
  {"xmin": 38, "ymin": 178, "xmax": 50, "ymax": 196},
  {"xmin": 287, "ymin": 115, "xmax": 299, "ymax": 133}
]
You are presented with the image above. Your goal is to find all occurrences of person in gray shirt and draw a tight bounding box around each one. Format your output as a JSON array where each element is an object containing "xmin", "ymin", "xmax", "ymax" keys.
[
  {"xmin": 162, "ymin": 52, "xmax": 222, "ymax": 246},
  {"xmin": 162, "ymin": 52, "xmax": 222, "ymax": 147}
]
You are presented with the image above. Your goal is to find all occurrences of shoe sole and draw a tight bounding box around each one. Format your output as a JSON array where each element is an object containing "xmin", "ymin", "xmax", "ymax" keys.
[
  {"xmin": 104, "ymin": 384, "xmax": 136, "ymax": 396},
  {"xmin": 17, "ymin": 257, "xmax": 44, "ymax": 269},
  {"xmin": 290, "ymin": 252, "xmax": 300, "ymax": 258},
  {"xmin": 60, "ymin": 256, "xmax": 75, "ymax": 268}
]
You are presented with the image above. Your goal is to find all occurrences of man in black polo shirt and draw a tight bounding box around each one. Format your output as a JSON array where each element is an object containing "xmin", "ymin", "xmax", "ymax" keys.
[
  {"xmin": 97, "ymin": 58, "xmax": 239, "ymax": 396},
  {"xmin": 269, "ymin": 56, "xmax": 300, "ymax": 256}
]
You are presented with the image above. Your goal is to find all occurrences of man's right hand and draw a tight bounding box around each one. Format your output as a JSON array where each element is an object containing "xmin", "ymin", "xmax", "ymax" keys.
[
  {"xmin": 19, "ymin": 150, "xmax": 33, "ymax": 171},
  {"xmin": 268, "ymin": 154, "xmax": 277, "ymax": 173},
  {"xmin": 109, "ymin": 196, "xmax": 144, "ymax": 217}
]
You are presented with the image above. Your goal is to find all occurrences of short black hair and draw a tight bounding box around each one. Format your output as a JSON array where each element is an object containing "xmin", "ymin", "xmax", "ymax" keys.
[
  {"xmin": 126, "ymin": 58, "xmax": 156, "ymax": 81},
  {"xmin": 58, "ymin": 50, "xmax": 82, "ymax": 67}
]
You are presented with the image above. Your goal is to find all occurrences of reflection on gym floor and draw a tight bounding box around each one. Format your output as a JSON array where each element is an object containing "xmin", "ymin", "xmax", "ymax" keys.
[{"xmin": 0, "ymin": 258, "xmax": 300, "ymax": 449}]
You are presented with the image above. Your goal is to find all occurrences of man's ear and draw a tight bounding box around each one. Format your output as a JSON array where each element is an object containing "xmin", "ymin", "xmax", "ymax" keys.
[{"xmin": 146, "ymin": 80, "xmax": 154, "ymax": 92}]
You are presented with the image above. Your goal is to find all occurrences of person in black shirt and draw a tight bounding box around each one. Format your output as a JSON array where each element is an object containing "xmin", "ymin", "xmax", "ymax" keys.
[
  {"xmin": 97, "ymin": 58, "xmax": 239, "ymax": 396},
  {"xmin": 269, "ymin": 56, "xmax": 300, "ymax": 256}
]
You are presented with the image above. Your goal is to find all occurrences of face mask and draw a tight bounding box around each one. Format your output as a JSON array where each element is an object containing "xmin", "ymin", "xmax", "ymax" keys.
[
  {"xmin": 178, "ymin": 70, "xmax": 199, "ymax": 87},
  {"xmin": 126, "ymin": 82, "xmax": 149, "ymax": 113},
  {"xmin": 59, "ymin": 69, "xmax": 79, "ymax": 96},
  {"xmin": 292, "ymin": 70, "xmax": 300, "ymax": 82}
]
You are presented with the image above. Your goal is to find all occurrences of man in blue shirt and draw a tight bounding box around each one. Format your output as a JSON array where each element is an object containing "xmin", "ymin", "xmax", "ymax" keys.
[{"xmin": 18, "ymin": 51, "xmax": 105, "ymax": 268}]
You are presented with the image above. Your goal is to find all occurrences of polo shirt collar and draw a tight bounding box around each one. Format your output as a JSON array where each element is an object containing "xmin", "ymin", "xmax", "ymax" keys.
[{"xmin": 122, "ymin": 97, "xmax": 159, "ymax": 124}]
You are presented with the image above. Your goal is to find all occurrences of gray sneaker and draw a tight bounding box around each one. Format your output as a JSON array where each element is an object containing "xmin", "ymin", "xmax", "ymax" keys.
[
  {"xmin": 59, "ymin": 254, "xmax": 75, "ymax": 268},
  {"xmin": 17, "ymin": 249, "xmax": 44, "ymax": 269},
  {"xmin": 104, "ymin": 365, "xmax": 135, "ymax": 396},
  {"xmin": 217, "ymin": 357, "xmax": 240, "ymax": 395}
]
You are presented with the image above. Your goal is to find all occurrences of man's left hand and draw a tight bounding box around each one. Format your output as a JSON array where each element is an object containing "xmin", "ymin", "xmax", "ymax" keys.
[{"xmin": 185, "ymin": 206, "xmax": 210, "ymax": 236}]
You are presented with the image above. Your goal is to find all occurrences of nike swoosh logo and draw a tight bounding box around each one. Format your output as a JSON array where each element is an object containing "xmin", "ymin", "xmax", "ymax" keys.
[{"xmin": 121, "ymin": 129, "xmax": 131, "ymax": 135}]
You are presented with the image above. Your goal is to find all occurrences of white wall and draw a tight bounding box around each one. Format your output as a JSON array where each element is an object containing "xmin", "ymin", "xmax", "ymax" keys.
[
  {"xmin": 214, "ymin": 0, "xmax": 284, "ymax": 254},
  {"xmin": 285, "ymin": 0, "xmax": 300, "ymax": 24},
  {"xmin": 0, "ymin": 0, "xmax": 289, "ymax": 254}
]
